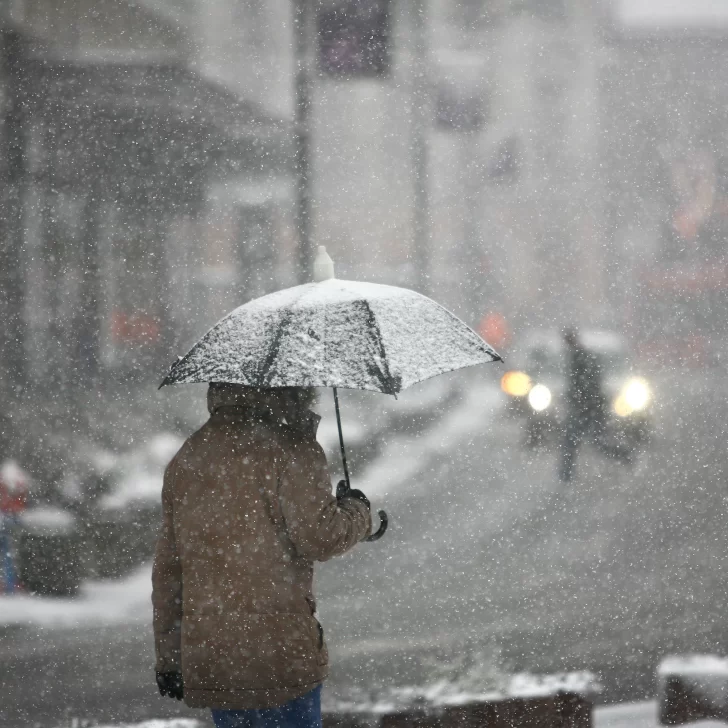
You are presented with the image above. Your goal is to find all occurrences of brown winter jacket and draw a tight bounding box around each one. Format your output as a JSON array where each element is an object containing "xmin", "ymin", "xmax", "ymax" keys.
[{"xmin": 152, "ymin": 388, "xmax": 372, "ymax": 710}]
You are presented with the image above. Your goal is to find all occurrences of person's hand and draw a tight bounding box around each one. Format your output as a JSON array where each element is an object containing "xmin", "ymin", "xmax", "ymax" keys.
[
  {"xmin": 156, "ymin": 671, "xmax": 184, "ymax": 700},
  {"xmin": 336, "ymin": 480, "xmax": 370, "ymax": 510}
]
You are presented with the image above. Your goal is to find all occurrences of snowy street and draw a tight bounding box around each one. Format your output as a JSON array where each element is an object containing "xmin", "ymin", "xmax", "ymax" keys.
[
  {"xmin": 2, "ymin": 370, "xmax": 728, "ymax": 726},
  {"xmin": 320, "ymin": 369, "xmax": 728, "ymax": 705},
  {"xmin": 22, "ymin": 702, "xmax": 728, "ymax": 728}
]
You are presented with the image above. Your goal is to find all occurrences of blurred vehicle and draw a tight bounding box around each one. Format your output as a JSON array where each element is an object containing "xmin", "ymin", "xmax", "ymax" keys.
[
  {"xmin": 17, "ymin": 506, "xmax": 82, "ymax": 596},
  {"xmin": 500, "ymin": 330, "xmax": 652, "ymax": 455}
]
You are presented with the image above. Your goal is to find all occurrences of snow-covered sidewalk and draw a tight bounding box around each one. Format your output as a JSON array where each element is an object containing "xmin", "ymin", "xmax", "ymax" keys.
[{"xmin": 0, "ymin": 563, "xmax": 152, "ymax": 629}]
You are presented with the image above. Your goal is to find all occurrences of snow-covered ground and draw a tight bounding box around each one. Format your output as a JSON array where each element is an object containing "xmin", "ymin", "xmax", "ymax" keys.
[
  {"xmin": 9, "ymin": 381, "xmax": 721, "ymax": 728},
  {"xmin": 353, "ymin": 378, "xmax": 500, "ymax": 502},
  {"xmin": 315, "ymin": 374, "xmax": 462, "ymax": 473}
]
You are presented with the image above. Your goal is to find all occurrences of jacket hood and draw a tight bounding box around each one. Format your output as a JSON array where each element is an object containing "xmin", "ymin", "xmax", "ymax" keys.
[
  {"xmin": 207, "ymin": 385, "xmax": 320, "ymax": 437},
  {"xmin": 207, "ymin": 385, "xmax": 285, "ymax": 418}
]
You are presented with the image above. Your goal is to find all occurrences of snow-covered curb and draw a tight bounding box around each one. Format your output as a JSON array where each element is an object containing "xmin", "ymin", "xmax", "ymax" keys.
[
  {"xmin": 0, "ymin": 564, "xmax": 152, "ymax": 629},
  {"xmin": 327, "ymin": 671, "xmax": 600, "ymax": 715},
  {"xmin": 98, "ymin": 433, "xmax": 184, "ymax": 512}
]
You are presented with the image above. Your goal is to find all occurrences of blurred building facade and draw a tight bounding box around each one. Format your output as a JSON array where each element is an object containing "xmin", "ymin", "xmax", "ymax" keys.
[
  {"xmin": 3, "ymin": 0, "xmax": 728, "ymax": 454},
  {"xmin": 0, "ymin": 0, "xmax": 289, "ymax": 453},
  {"xmin": 601, "ymin": 0, "xmax": 728, "ymax": 365},
  {"xmin": 151, "ymin": 0, "xmax": 612, "ymax": 330}
]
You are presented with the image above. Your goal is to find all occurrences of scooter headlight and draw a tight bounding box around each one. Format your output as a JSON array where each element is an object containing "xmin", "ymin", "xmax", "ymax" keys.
[
  {"xmin": 528, "ymin": 384, "xmax": 552, "ymax": 412},
  {"xmin": 614, "ymin": 377, "xmax": 651, "ymax": 417}
]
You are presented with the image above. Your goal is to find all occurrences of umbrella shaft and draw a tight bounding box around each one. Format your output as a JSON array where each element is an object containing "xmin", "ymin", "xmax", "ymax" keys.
[{"xmin": 333, "ymin": 387, "xmax": 351, "ymax": 490}]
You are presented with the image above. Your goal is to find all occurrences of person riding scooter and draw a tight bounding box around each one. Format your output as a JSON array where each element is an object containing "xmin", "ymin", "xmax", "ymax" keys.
[{"xmin": 558, "ymin": 328, "xmax": 632, "ymax": 482}]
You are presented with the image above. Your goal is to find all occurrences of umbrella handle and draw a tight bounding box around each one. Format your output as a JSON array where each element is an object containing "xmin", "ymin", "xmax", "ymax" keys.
[
  {"xmin": 365, "ymin": 510, "xmax": 388, "ymax": 542},
  {"xmin": 333, "ymin": 387, "xmax": 352, "ymax": 489},
  {"xmin": 332, "ymin": 388, "xmax": 387, "ymax": 542}
]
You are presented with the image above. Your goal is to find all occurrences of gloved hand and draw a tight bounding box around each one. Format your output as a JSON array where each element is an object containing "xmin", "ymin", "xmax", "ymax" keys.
[
  {"xmin": 156, "ymin": 671, "xmax": 184, "ymax": 700},
  {"xmin": 336, "ymin": 479, "xmax": 370, "ymax": 510}
]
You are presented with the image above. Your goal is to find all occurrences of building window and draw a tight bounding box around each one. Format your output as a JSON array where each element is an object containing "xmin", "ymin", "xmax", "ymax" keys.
[{"xmin": 318, "ymin": 0, "xmax": 391, "ymax": 78}]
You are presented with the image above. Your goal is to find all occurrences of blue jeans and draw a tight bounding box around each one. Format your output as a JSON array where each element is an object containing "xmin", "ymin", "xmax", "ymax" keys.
[{"xmin": 211, "ymin": 685, "xmax": 322, "ymax": 728}]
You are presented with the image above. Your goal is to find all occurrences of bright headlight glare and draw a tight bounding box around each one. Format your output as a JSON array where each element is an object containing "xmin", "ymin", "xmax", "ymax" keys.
[
  {"xmin": 614, "ymin": 377, "xmax": 651, "ymax": 417},
  {"xmin": 501, "ymin": 371, "xmax": 532, "ymax": 397},
  {"xmin": 528, "ymin": 384, "xmax": 552, "ymax": 411},
  {"xmin": 623, "ymin": 377, "xmax": 651, "ymax": 411}
]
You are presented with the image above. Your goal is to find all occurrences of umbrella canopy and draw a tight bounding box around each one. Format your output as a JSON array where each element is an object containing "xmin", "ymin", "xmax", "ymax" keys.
[{"xmin": 161, "ymin": 279, "xmax": 501, "ymax": 393}]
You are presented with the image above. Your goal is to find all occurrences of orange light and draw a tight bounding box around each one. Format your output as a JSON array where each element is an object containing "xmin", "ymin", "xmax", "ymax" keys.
[{"xmin": 501, "ymin": 371, "xmax": 532, "ymax": 397}]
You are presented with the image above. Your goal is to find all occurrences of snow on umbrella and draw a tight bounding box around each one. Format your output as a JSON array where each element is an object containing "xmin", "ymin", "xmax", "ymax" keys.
[{"xmin": 161, "ymin": 247, "xmax": 502, "ymax": 540}]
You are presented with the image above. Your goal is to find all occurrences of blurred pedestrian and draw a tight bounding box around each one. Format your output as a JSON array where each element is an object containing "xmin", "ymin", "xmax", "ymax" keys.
[
  {"xmin": 558, "ymin": 328, "xmax": 609, "ymax": 482},
  {"xmin": 152, "ymin": 384, "xmax": 372, "ymax": 728},
  {"xmin": 0, "ymin": 461, "xmax": 29, "ymax": 593}
]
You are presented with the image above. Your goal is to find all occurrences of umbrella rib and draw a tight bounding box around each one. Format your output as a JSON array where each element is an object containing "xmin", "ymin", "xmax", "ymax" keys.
[
  {"xmin": 254, "ymin": 286, "xmax": 313, "ymax": 387},
  {"xmin": 160, "ymin": 329, "xmax": 210, "ymax": 386},
  {"xmin": 358, "ymin": 299, "xmax": 400, "ymax": 395},
  {"xmin": 256, "ymin": 308, "xmax": 294, "ymax": 387}
]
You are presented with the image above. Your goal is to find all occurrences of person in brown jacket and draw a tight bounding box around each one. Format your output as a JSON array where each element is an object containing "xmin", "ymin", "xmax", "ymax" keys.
[{"xmin": 152, "ymin": 383, "xmax": 372, "ymax": 728}]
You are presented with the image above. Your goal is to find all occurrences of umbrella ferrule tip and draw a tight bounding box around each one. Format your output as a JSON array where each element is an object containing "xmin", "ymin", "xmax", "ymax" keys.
[{"xmin": 313, "ymin": 246, "xmax": 335, "ymax": 282}]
